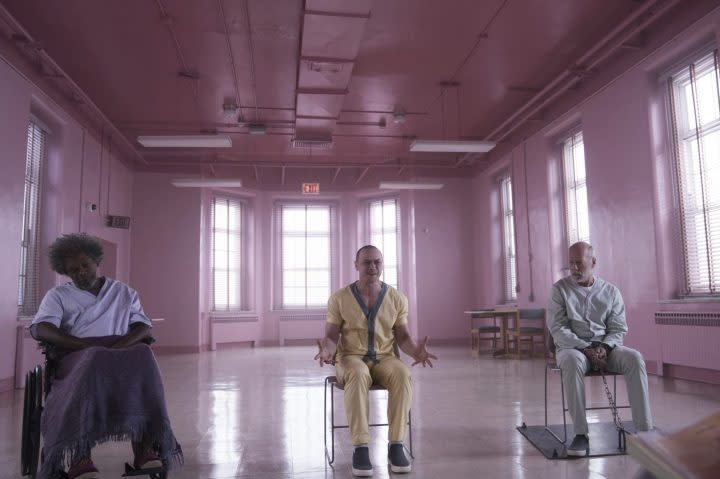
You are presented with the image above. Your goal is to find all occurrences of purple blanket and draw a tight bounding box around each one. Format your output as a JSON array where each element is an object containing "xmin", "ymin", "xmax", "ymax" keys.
[{"xmin": 39, "ymin": 337, "xmax": 183, "ymax": 478}]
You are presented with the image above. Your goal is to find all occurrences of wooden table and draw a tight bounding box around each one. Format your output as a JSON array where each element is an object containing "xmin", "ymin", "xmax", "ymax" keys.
[{"xmin": 464, "ymin": 309, "xmax": 519, "ymax": 357}]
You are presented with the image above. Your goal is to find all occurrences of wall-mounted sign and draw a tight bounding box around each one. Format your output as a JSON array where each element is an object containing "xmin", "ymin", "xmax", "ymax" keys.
[
  {"xmin": 302, "ymin": 183, "xmax": 320, "ymax": 194},
  {"xmin": 106, "ymin": 215, "xmax": 131, "ymax": 229}
]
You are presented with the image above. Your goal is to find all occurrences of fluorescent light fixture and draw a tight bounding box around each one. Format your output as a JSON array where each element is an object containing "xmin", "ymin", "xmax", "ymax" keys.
[
  {"xmin": 138, "ymin": 135, "xmax": 232, "ymax": 148},
  {"xmin": 410, "ymin": 139, "xmax": 496, "ymax": 153},
  {"xmin": 379, "ymin": 181, "xmax": 444, "ymax": 190},
  {"xmin": 171, "ymin": 178, "xmax": 243, "ymax": 188}
]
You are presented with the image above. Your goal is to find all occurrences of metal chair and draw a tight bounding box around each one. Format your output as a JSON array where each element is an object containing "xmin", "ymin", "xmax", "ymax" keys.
[
  {"xmin": 544, "ymin": 335, "xmax": 630, "ymax": 445},
  {"xmin": 323, "ymin": 345, "xmax": 414, "ymax": 465}
]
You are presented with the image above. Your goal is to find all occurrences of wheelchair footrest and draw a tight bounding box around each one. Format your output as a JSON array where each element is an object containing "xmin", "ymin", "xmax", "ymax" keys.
[{"xmin": 122, "ymin": 462, "xmax": 165, "ymax": 477}]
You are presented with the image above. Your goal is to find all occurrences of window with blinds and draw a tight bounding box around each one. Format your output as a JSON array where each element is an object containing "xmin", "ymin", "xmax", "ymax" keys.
[
  {"xmin": 668, "ymin": 49, "xmax": 720, "ymax": 296},
  {"xmin": 276, "ymin": 203, "xmax": 336, "ymax": 309},
  {"xmin": 367, "ymin": 198, "xmax": 400, "ymax": 289},
  {"xmin": 17, "ymin": 121, "xmax": 46, "ymax": 317},
  {"xmin": 211, "ymin": 196, "xmax": 244, "ymax": 311},
  {"xmin": 500, "ymin": 176, "xmax": 517, "ymax": 302},
  {"xmin": 562, "ymin": 131, "xmax": 590, "ymax": 245}
]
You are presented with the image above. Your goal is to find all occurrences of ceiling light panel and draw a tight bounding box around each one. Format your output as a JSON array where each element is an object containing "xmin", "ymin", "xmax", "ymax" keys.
[
  {"xmin": 409, "ymin": 140, "xmax": 496, "ymax": 153},
  {"xmin": 138, "ymin": 135, "xmax": 232, "ymax": 148}
]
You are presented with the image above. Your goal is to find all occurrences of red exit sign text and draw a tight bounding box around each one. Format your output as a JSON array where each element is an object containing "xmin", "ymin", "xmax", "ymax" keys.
[{"xmin": 302, "ymin": 183, "xmax": 320, "ymax": 194}]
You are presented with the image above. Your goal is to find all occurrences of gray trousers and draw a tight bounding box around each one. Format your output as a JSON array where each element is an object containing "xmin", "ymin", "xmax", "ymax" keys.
[{"xmin": 556, "ymin": 345, "xmax": 653, "ymax": 435}]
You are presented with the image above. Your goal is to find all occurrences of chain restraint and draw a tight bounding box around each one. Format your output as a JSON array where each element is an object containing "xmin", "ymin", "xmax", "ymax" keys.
[
  {"xmin": 586, "ymin": 344, "xmax": 627, "ymax": 450},
  {"xmin": 599, "ymin": 368, "xmax": 627, "ymax": 450}
]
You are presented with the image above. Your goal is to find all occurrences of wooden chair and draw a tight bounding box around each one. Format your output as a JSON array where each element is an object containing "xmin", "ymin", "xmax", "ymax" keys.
[
  {"xmin": 506, "ymin": 308, "xmax": 546, "ymax": 358},
  {"xmin": 470, "ymin": 313, "xmax": 501, "ymax": 356}
]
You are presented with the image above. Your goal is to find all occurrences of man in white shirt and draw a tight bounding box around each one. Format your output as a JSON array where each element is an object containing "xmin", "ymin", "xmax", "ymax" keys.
[{"xmin": 548, "ymin": 242, "xmax": 652, "ymax": 456}]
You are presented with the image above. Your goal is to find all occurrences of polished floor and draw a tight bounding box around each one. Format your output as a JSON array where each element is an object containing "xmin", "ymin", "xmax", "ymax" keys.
[{"xmin": 3, "ymin": 344, "xmax": 720, "ymax": 478}]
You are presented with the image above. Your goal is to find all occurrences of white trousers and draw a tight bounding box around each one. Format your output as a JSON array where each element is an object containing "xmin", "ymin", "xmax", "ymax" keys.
[{"xmin": 556, "ymin": 345, "xmax": 653, "ymax": 435}]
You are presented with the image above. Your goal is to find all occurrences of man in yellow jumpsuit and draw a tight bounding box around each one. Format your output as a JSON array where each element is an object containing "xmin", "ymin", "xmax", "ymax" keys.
[{"xmin": 315, "ymin": 245, "xmax": 436, "ymax": 476}]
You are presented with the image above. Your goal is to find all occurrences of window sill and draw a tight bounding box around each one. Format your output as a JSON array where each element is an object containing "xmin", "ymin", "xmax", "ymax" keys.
[{"xmin": 658, "ymin": 298, "xmax": 720, "ymax": 304}]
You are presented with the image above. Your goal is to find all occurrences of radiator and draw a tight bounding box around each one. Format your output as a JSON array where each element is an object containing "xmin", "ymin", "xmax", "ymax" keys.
[
  {"xmin": 655, "ymin": 311, "xmax": 720, "ymax": 371},
  {"xmin": 278, "ymin": 313, "xmax": 325, "ymax": 345},
  {"xmin": 654, "ymin": 311, "xmax": 720, "ymax": 327},
  {"xmin": 279, "ymin": 314, "xmax": 326, "ymax": 322}
]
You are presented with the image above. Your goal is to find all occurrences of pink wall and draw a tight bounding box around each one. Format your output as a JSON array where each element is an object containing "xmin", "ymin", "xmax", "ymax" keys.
[
  {"xmin": 128, "ymin": 175, "xmax": 476, "ymax": 351},
  {"xmin": 130, "ymin": 173, "xmax": 202, "ymax": 351},
  {"xmin": 0, "ymin": 51, "xmax": 135, "ymax": 388},
  {"xmin": 473, "ymin": 9, "xmax": 720, "ymax": 377}
]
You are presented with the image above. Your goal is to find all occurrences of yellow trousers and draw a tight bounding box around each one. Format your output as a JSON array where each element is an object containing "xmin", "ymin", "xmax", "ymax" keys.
[{"xmin": 335, "ymin": 355, "xmax": 412, "ymax": 445}]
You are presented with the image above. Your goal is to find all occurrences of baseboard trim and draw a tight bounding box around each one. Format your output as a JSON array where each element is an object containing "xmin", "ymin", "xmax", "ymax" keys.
[
  {"xmin": 663, "ymin": 363, "xmax": 720, "ymax": 385},
  {"xmin": 0, "ymin": 376, "xmax": 14, "ymax": 392},
  {"xmin": 215, "ymin": 341, "xmax": 255, "ymax": 349},
  {"xmin": 426, "ymin": 338, "xmax": 467, "ymax": 346},
  {"xmin": 153, "ymin": 345, "xmax": 202, "ymax": 355}
]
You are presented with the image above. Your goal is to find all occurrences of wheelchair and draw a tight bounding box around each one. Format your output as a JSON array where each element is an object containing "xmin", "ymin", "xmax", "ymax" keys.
[{"xmin": 20, "ymin": 338, "xmax": 170, "ymax": 479}]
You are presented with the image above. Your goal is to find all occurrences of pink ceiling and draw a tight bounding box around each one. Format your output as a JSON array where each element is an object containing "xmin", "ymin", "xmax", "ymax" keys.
[{"xmin": 0, "ymin": 0, "xmax": 708, "ymax": 188}]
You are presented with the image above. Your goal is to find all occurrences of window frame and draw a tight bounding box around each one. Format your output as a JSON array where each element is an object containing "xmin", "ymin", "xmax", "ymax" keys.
[
  {"xmin": 364, "ymin": 196, "xmax": 401, "ymax": 290},
  {"xmin": 667, "ymin": 48, "xmax": 720, "ymax": 297},
  {"xmin": 17, "ymin": 120, "xmax": 47, "ymax": 318},
  {"xmin": 561, "ymin": 129, "xmax": 590, "ymax": 246},
  {"xmin": 273, "ymin": 200, "xmax": 339, "ymax": 310},
  {"xmin": 209, "ymin": 194, "xmax": 250, "ymax": 312},
  {"xmin": 499, "ymin": 175, "xmax": 517, "ymax": 303}
]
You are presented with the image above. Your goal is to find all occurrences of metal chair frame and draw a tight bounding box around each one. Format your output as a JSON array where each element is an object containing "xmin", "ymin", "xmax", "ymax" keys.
[
  {"xmin": 544, "ymin": 337, "xmax": 631, "ymax": 446},
  {"xmin": 323, "ymin": 375, "xmax": 414, "ymax": 465}
]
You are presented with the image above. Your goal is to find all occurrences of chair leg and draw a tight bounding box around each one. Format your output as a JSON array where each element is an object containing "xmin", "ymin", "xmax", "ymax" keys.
[
  {"xmin": 330, "ymin": 382, "xmax": 336, "ymax": 465},
  {"xmin": 560, "ymin": 368, "xmax": 567, "ymax": 443},
  {"xmin": 407, "ymin": 409, "xmax": 414, "ymax": 458}
]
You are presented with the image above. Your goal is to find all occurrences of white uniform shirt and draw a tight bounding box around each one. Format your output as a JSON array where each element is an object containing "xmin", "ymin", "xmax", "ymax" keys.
[
  {"xmin": 31, "ymin": 277, "xmax": 152, "ymax": 338},
  {"xmin": 548, "ymin": 276, "xmax": 627, "ymax": 350}
]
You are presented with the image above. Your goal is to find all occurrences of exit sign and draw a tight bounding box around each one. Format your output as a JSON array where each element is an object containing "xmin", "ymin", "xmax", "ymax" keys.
[{"xmin": 302, "ymin": 183, "xmax": 320, "ymax": 194}]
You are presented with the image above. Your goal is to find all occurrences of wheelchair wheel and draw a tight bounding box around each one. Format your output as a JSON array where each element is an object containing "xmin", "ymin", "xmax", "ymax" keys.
[{"xmin": 21, "ymin": 365, "xmax": 43, "ymax": 478}]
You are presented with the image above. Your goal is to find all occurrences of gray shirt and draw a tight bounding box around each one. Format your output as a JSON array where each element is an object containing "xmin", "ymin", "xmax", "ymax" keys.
[{"xmin": 548, "ymin": 276, "xmax": 627, "ymax": 350}]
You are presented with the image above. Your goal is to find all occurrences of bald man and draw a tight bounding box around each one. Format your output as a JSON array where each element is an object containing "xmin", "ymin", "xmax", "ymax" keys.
[{"xmin": 548, "ymin": 242, "xmax": 652, "ymax": 456}]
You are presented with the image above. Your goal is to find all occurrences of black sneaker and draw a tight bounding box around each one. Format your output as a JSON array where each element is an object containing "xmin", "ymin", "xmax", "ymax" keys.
[
  {"xmin": 566, "ymin": 434, "xmax": 589, "ymax": 457},
  {"xmin": 352, "ymin": 446, "xmax": 373, "ymax": 477},
  {"xmin": 388, "ymin": 443, "xmax": 411, "ymax": 473}
]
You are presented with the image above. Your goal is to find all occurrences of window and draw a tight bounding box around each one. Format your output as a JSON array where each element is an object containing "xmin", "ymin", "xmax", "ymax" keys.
[
  {"xmin": 210, "ymin": 196, "xmax": 246, "ymax": 311},
  {"xmin": 276, "ymin": 203, "xmax": 337, "ymax": 308},
  {"xmin": 500, "ymin": 176, "xmax": 517, "ymax": 302},
  {"xmin": 562, "ymin": 130, "xmax": 590, "ymax": 245},
  {"xmin": 18, "ymin": 121, "xmax": 46, "ymax": 317},
  {"xmin": 668, "ymin": 49, "xmax": 720, "ymax": 295},
  {"xmin": 366, "ymin": 198, "xmax": 400, "ymax": 289}
]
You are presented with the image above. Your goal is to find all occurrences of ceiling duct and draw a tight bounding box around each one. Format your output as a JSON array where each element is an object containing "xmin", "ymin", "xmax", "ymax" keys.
[{"xmin": 291, "ymin": 135, "xmax": 334, "ymax": 149}]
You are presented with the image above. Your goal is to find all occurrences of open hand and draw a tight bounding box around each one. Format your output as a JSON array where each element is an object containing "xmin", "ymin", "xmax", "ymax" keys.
[
  {"xmin": 411, "ymin": 336, "xmax": 438, "ymax": 367},
  {"xmin": 314, "ymin": 338, "xmax": 336, "ymax": 367}
]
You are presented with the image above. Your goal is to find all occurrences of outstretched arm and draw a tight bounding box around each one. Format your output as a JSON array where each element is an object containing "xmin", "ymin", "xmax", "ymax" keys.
[
  {"xmin": 315, "ymin": 322, "xmax": 341, "ymax": 366},
  {"xmin": 394, "ymin": 324, "xmax": 437, "ymax": 367}
]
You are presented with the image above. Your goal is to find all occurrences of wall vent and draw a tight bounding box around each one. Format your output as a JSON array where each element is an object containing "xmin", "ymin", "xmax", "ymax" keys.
[{"xmin": 654, "ymin": 311, "xmax": 720, "ymax": 327}]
